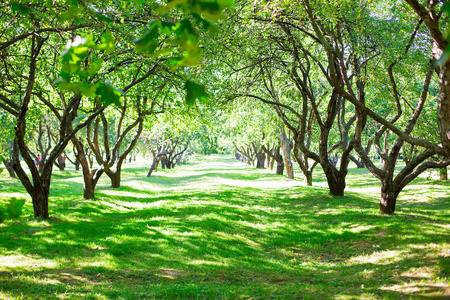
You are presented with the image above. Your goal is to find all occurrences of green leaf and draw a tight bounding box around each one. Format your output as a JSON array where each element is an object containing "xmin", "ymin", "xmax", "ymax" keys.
[
  {"xmin": 134, "ymin": 25, "xmax": 161, "ymax": 53},
  {"xmin": 77, "ymin": 81, "xmax": 98, "ymax": 97},
  {"xmin": 92, "ymin": 11, "xmax": 114, "ymax": 23},
  {"xmin": 98, "ymin": 31, "xmax": 116, "ymax": 54},
  {"xmin": 443, "ymin": 1, "xmax": 450, "ymax": 13},
  {"xmin": 88, "ymin": 59, "xmax": 104, "ymax": 76},
  {"xmin": 185, "ymin": 80, "xmax": 208, "ymax": 105},
  {"xmin": 176, "ymin": 19, "xmax": 198, "ymax": 46},
  {"xmin": 61, "ymin": 62, "xmax": 81, "ymax": 75},
  {"xmin": 96, "ymin": 81, "xmax": 123, "ymax": 107},
  {"xmin": 6, "ymin": 198, "xmax": 25, "ymax": 219},
  {"xmin": 72, "ymin": 46, "xmax": 89, "ymax": 56},
  {"xmin": 58, "ymin": 6, "xmax": 84, "ymax": 21},
  {"xmin": 160, "ymin": 21, "xmax": 177, "ymax": 35},
  {"xmin": 11, "ymin": 2, "xmax": 31, "ymax": 14},
  {"xmin": 147, "ymin": 46, "xmax": 174, "ymax": 58}
]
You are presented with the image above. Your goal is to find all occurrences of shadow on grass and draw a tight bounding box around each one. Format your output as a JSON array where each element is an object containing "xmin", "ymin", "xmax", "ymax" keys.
[{"xmin": 0, "ymin": 155, "xmax": 449, "ymax": 299}]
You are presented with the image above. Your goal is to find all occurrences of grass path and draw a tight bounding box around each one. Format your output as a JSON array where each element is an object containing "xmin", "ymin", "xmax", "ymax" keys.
[{"xmin": 0, "ymin": 154, "xmax": 449, "ymax": 299}]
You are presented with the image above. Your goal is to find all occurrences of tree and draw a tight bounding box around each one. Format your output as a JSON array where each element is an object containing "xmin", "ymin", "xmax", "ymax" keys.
[
  {"xmin": 0, "ymin": 0, "xmax": 232, "ymax": 217},
  {"xmin": 85, "ymin": 70, "xmax": 164, "ymax": 189},
  {"xmin": 403, "ymin": 0, "xmax": 450, "ymax": 155},
  {"xmin": 295, "ymin": 0, "xmax": 450, "ymax": 213},
  {"xmin": 0, "ymin": 5, "xmax": 108, "ymax": 218}
]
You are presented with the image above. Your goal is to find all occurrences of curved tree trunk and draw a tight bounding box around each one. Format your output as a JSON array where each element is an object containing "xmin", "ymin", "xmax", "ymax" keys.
[
  {"xmin": 84, "ymin": 171, "xmax": 103, "ymax": 199},
  {"xmin": 4, "ymin": 161, "xmax": 16, "ymax": 178},
  {"xmin": 292, "ymin": 143, "xmax": 314, "ymax": 186},
  {"xmin": 84, "ymin": 181, "xmax": 95, "ymax": 199},
  {"xmin": 255, "ymin": 152, "xmax": 265, "ymax": 168},
  {"xmin": 380, "ymin": 180, "xmax": 400, "ymax": 214},
  {"xmin": 161, "ymin": 156, "xmax": 169, "ymax": 169},
  {"xmin": 72, "ymin": 136, "xmax": 104, "ymax": 200},
  {"xmin": 78, "ymin": 161, "xmax": 104, "ymax": 200},
  {"xmin": 438, "ymin": 61, "xmax": 450, "ymax": 156},
  {"xmin": 280, "ymin": 129, "xmax": 294, "ymax": 179},
  {"xmin": 323, "ymin": 167, "xmax": 346, "ymax": 196},
  {"xmin": 252, "ymin": 143, "xmax": 266, "ymax": 169},
  {"xmin": 54, "ymin": 155, "xmax": 65, "ymax": 171},
  {"xmin": 79, "ymin": 153, "xmax": 103, "ymax": 199},
  {"xmin": 304, "ymin": 170, "xmax": 312, "ymax": 186},
  {"xmin": 106, "ymin": 170, "xmax": 121, "ymax": 188},
  {"xmin": 31, "ymin": 186, "xmax": 50, "ymax": 218},
  {"xmin": 349, "ymin": 155, "xmax": 365, "ymax": 168},
  {"xmin": 147, "ymin": 152, "xmax": 166, "ymax": 177},
  {"xmin": 275, "ymin": 161, "xmax": 284, "ymax": 175}
]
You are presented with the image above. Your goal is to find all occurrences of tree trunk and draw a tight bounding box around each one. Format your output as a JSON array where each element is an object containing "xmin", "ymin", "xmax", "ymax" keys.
[
  {"xmin": 3, "ymin": 161, "xmax": 16, "ymax": 178},
  {"xmin": 55, "ymin": 155, "xmax": 65, "ymax": 171},
  {"xmin": 276, "ymin": 161, "xmax": 284, "ymax": 175},
  {"xmin": 349, "ymin": 155, "xmax": 365, "ymax": 168},
  {"xmin": 440, "ymin": 167, "xmax": 448, "ymax": 180},
  {"xmin": 111, "ymin": 173, "xmax": 120, "ymax": 188},
  {"xmin": 31, "ymin": 186, "xmax": 50, "ymax": 218},
  {"xmin": 106, "ymin": 170, "xmax": 121, "ymax": 188},
  {"xmin": 438, "ymin": 61, "xmax": 450, "ymax": 156},
  {"xmin": 380, "ymin": 181, "xmax": 399, "ymax": 215},
  {"xmin": 323, "ymin": 167, "xmax": 346, "ymax": 196},
  {"xmin": 304, "ymin": 170, "xmax": 312, "ymax": 186},
  {"xmin": 292, "ymin": 144, "xmax": 315, "ymax": 187},
  {"xmin": 252, "ymin": 143, "xmax": 265, "ymax": 169},
  {"xmin": 88, "ymin": 155, "xmax": 94, "ymax": 169},
  {"xmin": 255, "ymin": 152, "xmax": 265, "ymax": 168},
  {"xmin": 280, "ymin": 130, "xmax": 294, "ymax": 179},
  {"xmin": 72, "ymin": 136, "xmax": 104, "ymax": 200},
  {"xmin": 79, "ymin": 159, "xmax": 103, "ymax": 199},
  {"xmin": 161, "ymin": 156, "xmax": 169, "ymax": 169},
  {"xmin": 147, "ymin": 153, "xmax": 165, "ymax": 177},
  {"xmin": 83, "ymin": 173, "xmax": 96, "ymax": 199}
]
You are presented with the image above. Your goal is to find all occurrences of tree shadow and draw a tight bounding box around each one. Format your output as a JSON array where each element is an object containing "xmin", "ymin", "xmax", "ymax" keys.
[{"xmin": 0, "ymin": 155, "xmax": 449, "ymax": 299}]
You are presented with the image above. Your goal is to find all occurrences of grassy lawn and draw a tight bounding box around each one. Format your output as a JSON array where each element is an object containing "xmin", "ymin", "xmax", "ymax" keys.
[{"xmin": 0, "ymin": 154, "xmax": 449, "ymax": 299}]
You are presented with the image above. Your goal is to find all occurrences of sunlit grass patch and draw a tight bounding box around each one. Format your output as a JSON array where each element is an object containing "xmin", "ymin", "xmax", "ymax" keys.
[{"xmin": 0, "ymin": 155, "xmax": 449, "ymax": 299}]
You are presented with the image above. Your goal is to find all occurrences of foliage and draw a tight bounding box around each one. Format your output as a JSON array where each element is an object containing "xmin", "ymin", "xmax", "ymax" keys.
[{"xmin": 0, "ymin": 198, "xmax": 25, "ymax": 223}]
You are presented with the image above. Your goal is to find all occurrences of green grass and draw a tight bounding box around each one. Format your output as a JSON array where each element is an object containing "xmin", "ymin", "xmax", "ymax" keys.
[{"xmin": 0, "ymin": 155, "xmax": 449, "ymax": 299}]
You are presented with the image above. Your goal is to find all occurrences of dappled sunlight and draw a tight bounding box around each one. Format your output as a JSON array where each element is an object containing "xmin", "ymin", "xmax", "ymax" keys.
[
  {"xmin": 210, "ymin": 177, "xmax": 303, "ymax": 189},
  {"xmin": 0, "ymin": 254, "xmax": 59, "ymax": 270},
  {"xmin": 315, "ymin": 208, "xmax": 345, "ymax": 215},
  {"xmin": 0, "ymin": 155, "xmax": 449, "ymax": 299},
  {"xmin": 187, "ymin": 260, "xmax": 227, "ymax": 266},
  {"xmin": 98, "ymin": 200, "xmax": 132, "ymax": 212},
  {"xmin": 400, "ymin": 266, "xmax": 439, "ymax": 279},
  {"xmin": 381, "ymin": 283, "xmax": 450, "ymax": 297},
  {"xmin": 158, "ymin": 268, "xmax": 186, "ymax": 279},
  {"xmin": 76, "ymin": 254, "xmax": 118, "ymax": 269},
  {"xmin": 348, "ymin": 225, "xmax": 376, "ymax": 233},
  {"xmin": 0, "ymin": 193, "xmax": 30, "ymax": 200},
  {"xmin": 349, "ymin": 250, "xmax": 403, "ymax": 265}
]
